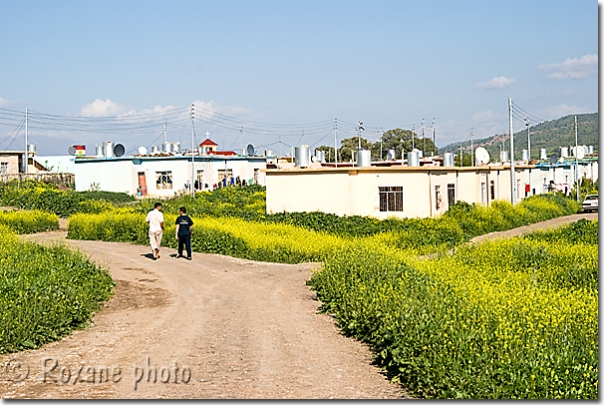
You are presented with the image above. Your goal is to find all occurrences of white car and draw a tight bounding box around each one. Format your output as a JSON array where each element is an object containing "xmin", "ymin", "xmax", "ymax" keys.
[{"xmin": 582, "ymin": 194, "xmax": 598, "ymax": 212}]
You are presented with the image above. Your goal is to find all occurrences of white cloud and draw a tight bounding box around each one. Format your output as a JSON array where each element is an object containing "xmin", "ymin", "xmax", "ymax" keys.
[
  {"xmin": 472, "ymin": 110, "xmax": 501, "ymax": 123},
  {"xmin": 0, "ymin": 97, "xmax": 11, "ymax": 107},
  {"xmin": 541, "ymin": 104, "xmax": 591, "ymax": 119},
  {"xmin": 476, "ymin": 76, "xmax": 516, "ymax": 90},
  {"xmin": 540, "ymin": 54, "xmax": 598, "ymax": 80},
  {"xmin": 80, "ymin": 99, "xmax": 133, "ymax": 117}
]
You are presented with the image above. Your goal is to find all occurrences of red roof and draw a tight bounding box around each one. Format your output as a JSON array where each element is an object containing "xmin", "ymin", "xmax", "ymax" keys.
[
  {"xmin": 200, "ymin": 138, "xmax": 218, "ymax": 146},
  {"xmin": 207, "ymin": 150, "xmax": 238, "ymax": 156}
]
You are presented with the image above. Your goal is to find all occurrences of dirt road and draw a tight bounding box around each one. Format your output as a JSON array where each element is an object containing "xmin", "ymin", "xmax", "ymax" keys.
[
  {"xmin": 470, "ymin": 212, "xmax": 598, "ymax": 243},
  {"xmin": 1, "ymin": 232, "xmax": 405, "ymax": 399}
]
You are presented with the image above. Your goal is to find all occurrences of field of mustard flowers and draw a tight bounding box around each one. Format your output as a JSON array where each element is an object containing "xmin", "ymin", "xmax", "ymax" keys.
[{"xmin": 1, "ymin": 180, "xmax": 596, "ymax": 398}]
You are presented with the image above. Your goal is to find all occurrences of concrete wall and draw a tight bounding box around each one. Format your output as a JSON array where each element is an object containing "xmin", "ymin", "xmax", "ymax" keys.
[{"xmin": 0, "ymin": 155, "xmax": 20, "ymax": 174}]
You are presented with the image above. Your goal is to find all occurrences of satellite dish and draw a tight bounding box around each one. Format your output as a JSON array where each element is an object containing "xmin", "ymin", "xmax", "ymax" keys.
[
  {"xmin": 549, "ymin": 154, "xmax": 558, "ymax": 165},
  {"xmin": 475, "ymin": 147, "xmax": 490, "ymax": 165},
  {"xmin": 68, "ymin": 146, "xmax": 76, "ymax": 156},
  {"xmin": 113, "ymin": 143, "xmax": 126, "ymax": 157},
  {"xmin": 138, "ymin": 146, "xmax": 148, "ymax": 155},
  {"xmin": 246, "ymin": 144, "xmax": 255, "ymax": 156}
]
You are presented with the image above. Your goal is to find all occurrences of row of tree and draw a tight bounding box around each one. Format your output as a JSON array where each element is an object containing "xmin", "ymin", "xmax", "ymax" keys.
[{"xmin": 316, "ymin": 128, "xmax": 438, "ymax": 162}]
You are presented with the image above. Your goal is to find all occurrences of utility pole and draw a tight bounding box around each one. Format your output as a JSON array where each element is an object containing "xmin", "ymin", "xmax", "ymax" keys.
[
  {"xmin": 460, "ymin": 145, "xmax": 463, "ymax": 167},
  {"xmin": 509, "ymin": 98, "xmax": 517, "ymax": 205},
  {"xmin": 432, "ymin": 118, "xmax": 436, "ymax": 156},
  {"xmin": 412, "ymin": 123, "xmax": 415, "ymax": 151},
  {"xmin": 524, "ymin": 117, "xmax": 530, "ymax": 161},
  {"xmin": 163, "ymin": 122, "xmax": 167, "ymax": 144},
  {"xmin": 334, "ymin": 118, "xmax": 338, "ymax": 167},
  {"xmin": 190, "ymin": 103, "xmax": 195, "ymax": 195},
  {"xmin": 240, "ymin": 126, "xmax": 243, "ymax": 156},
  {"xmin": 575, "ymin": 115, "xmax": 580, "ymax": 202},
  {"xmin": 422, "ymin": 118, "xmax": 425, "ymax": 155},
  {"xmin": 355, "ymin": 121, "xmax": 364, "ymax": 166},
  {"xmin": 470, "ymin": 128, "xmax": 474, "ymax": 167},
  {"xmin": 24, "ymin": 108, "xmax": 28, "ymax": 174},
  {"xmin": 379, "ymin": 127, "xmax": 383, "ymax": 160}
]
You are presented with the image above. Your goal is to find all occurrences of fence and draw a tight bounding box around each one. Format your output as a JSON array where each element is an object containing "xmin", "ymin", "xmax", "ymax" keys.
[{"xmin": 0, "ymin": 173, "xmax": 75, "ymax": 188}]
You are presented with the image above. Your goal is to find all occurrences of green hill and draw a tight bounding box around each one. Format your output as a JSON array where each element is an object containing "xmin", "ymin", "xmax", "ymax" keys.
[{"xmin": 440, "ymin": 113, "xmax": 598, "ymax": 160}]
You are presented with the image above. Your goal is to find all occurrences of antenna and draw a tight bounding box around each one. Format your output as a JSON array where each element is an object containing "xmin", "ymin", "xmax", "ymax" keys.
[
  {"xmin": 432, "ymin": 118, "xmax": 436, "ymax": 152},
  {"xmin": 163, "ymin": 122, "xmax": 167, "ymax": 144},
  {"xmin": 422, "ymin": 118, "xmax": 425, "ymax": 154}
]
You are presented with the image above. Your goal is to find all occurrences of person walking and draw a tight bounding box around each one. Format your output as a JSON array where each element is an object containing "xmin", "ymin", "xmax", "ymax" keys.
[
  {"xmin": 175, "ymin": 206, "xmax": 194, "ymax": 260},
  {"xmin": 145, "ymin": 202, "xmax": 164, "ymax": 260}
]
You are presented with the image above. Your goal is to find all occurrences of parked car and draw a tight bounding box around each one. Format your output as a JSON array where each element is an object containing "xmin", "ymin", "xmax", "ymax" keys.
[{"xmin": 582, "ymin": 194, "xmax": 598, "ymax": 212}]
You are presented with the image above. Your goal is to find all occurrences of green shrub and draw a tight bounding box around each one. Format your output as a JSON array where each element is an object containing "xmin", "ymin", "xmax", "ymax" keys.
[
  {"xmin": 0, "ymin": 225, "xmax": 114, "ymax": 353},
  {"xmin": 0, "ymin": 210, "xmax": 59, "ymax": 234}
]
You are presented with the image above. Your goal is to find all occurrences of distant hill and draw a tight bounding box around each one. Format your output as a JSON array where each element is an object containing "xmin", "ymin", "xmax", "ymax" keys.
[{"xmin": 440, "ymin": 113, "xmax": 598, "ymax": 160}]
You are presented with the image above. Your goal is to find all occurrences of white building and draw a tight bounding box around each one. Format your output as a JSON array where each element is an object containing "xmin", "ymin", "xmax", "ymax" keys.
[
  {"xmin": 75, "ymin": 154, "xmax": 266, "ymax": 197},
  {"xmin": 265, "ymin": 159, "xmax": 598, "ymax": 219}
]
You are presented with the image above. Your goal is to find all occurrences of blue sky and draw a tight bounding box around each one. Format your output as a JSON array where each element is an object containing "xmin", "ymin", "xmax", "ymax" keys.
[{"xmin": 0, "ymin": 0, "xmax": 598, "ymax": 155}]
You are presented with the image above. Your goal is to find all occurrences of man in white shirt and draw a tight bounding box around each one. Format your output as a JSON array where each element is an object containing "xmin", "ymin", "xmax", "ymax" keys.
[{"xmin": 145, "ymin": 202, "xmax": 164, "ymax": 260}]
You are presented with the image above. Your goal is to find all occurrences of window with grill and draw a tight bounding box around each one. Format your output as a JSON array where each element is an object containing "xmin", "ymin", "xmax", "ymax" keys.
[
  {"xmin": 447, "ymin": 183, "xmax": 455, "ymax": 206},
  {"xmin": 0, "ymin": 162, "xmax": 8, "ymax": 175},
  {"xmin": 155, "ymin": 171, "xmax": 173, "ymax": 189},
  {"xmin": 379, "ymin": 186, "xmax": 403, "ymax": 212}
]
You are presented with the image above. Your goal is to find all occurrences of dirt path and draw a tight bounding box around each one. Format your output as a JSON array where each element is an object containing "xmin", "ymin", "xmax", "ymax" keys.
[
  {"xmin": 470, "ymin": 212, "xmax": 598, "ymax": 244},
  {"xmin": 1, "ymin": 232, "xmax": 405, "ymax": 399}
]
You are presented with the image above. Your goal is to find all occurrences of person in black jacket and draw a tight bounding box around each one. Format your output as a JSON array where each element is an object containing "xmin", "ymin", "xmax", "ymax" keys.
[{"xmin": 175, "ymin": 206, "xmax": 194, "ymax": 260}]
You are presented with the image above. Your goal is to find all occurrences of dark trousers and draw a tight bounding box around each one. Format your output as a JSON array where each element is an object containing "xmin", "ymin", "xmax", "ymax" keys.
[{"xmin": 178, "ymin": 234, "xmax": 192, "ymax": 258}]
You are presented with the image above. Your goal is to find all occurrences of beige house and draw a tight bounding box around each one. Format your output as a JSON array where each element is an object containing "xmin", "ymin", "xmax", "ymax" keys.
[
  {"xmin": 0, "ymin": 151, "xmax": 46, "ymax": 175},
  {"xmin": 265, "ymin": 165, "xmax": 539, "ymax": 219}
]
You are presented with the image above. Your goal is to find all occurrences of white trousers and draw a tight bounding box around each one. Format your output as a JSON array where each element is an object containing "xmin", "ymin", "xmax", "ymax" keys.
[{"xmin": 149, "ymin": 231, "xmax": 163, "ymax": 251}]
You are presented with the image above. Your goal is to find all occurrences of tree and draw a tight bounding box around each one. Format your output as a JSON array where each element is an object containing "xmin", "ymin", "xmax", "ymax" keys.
[
  {"xmin": 315, "ymin": 145, "xmax": 336, "ymax": 162},
  {"xmin": 377, "ymin": 128, "xmax": 438, "ymax": 160},
  {"xmin": 338, "ymin": 136, "xmax": 372, "ymax": 162}
]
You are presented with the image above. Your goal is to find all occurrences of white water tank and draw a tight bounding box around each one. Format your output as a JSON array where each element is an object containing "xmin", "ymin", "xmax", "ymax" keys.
[
  {"xmin": 443, "ymin": 153, "xmax": 454, "ymax": 167},
  {"xmin": 407, "ymin": 151, "xmax": 420, "ymax": 167},
  {"xmin": 95, "ymin": 145, "xmax": 104, "ymax": 157},
  {"xmin": 560, "ymin": 147, "xmax": 569, "ymax": 158},
  {"xmin": 103, "ymin": 141, "xmax": 114, "ymax": 158},
  {"xmin": 172, "ymin": 142, "xmax": 180, "ymax": 154},
  {"xmin": 539, "ymin": 149, "xmax": 547, "ymax": 160},
  {"xmin": 521, "ymin": 149, "xmax": 529, "ymax": 162},
  {"xmin": 295, "ymin": 145, "xmax": 310, "ymax": 168},
  {"xmin": 588, "ymin": 145, "xmax": 594, "ymax": 154},
  {"xmin": 151, "ymin": 145, "xmax": 160, "ymax": 155},
  {"xmin": 386, "ymin": 149, "xmax": 396, "ymax": 160},
  {"xmin": 500, "ymin": 151, "xmax": 509, "ymax": 162},
  {"xmin": 356, "ymin": 149, "xmax": 371, "ymax": 167}
]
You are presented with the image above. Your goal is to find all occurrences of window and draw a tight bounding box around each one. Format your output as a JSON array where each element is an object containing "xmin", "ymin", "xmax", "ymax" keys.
[
  {"xmin": 447, "ymin": 183, "xmax": 455, "ymax": 207},
  {"xmin": 217, "ymin": 169, "xmax": 233, "ymax": 186},
  {"xmin": 490, "ymin": 180, "xmax": 495, "ymax": 200},
  {"xmin": 379, "ymin": 186, "xmax": 403, "ymax": 212},
  {"xmin": 480, "ymin": 182, "xmax": 486, "ymax": 204},
  {"xmin": 253, "ymin": 168, "xmax": 259, "ymax": 184},
  {"xmin": 156, "ymin": 171, "xmax": 173, "ymax": 190},
  {"xmin": 0, "ymin": 162, "xmax": 8, "ymax": 175},
  {"xmin": 435, "ymin": 185, "xmax": 442, "ymax": 210}
]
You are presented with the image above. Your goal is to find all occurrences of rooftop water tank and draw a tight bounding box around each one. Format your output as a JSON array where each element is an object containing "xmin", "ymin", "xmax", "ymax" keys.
[
  {"xmin": 95, "ymin": 145, "xmax": 104, "ymax": 157},
  {"xmin": 103, "ymin": 141, "xmax": 114, "ymax": 158},
  {"xmin": 500, "ymin": 150, "xmax": 509, "ymax": 163},
  {"xmin": 386, "ymin": 149, "xmax": 396, "ymax": 160},
  {"xmin": 560, "ymin": 147, "xmax": 569, "ymax": 158},
  {"xmin": 443, "ymin": 153, "xmax": 454, "ymax": 167},
  {"xmin": 407, "ymin": 151, "xmax": 420, "ymax": 167},
  {"xmin": 295, "ymin": 145, "xmax": 310, "ymax": 168},
  {"xmin": 539, "ymin": 148, "xmax": 547, "ymax": 160},
  {"xmin": 521, "ymin": 149, "xmax": 529, "ymax": 162},
  {"xmin": 357, "ymin": 149, "xmax": 371, "ymax": 167}
]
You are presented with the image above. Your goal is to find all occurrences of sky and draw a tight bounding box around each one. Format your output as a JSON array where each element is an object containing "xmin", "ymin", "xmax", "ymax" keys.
[{"xmin": 0, "ymin": 0, "xmax": 599, "ymax": 155}]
